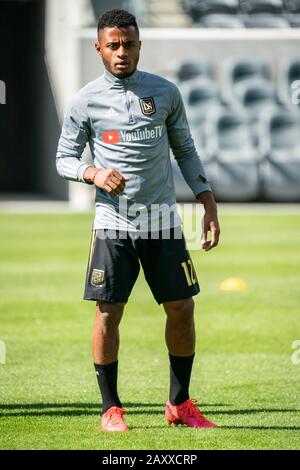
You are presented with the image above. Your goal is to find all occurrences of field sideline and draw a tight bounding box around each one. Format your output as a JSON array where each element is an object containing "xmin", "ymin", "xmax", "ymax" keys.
[{"xmin": 0, "ymin": 209, "xmax": 299, "ymax": 450}]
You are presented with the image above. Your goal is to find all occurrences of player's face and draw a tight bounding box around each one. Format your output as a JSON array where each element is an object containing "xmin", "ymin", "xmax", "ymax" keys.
[{"xmin": 96, "ymin": 26, "xmax": 141, "ymax": 79}]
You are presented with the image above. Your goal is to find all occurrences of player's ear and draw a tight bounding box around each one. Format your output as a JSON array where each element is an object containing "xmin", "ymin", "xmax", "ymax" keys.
[
  {"xmin": 95, "ymin": 41, "xmax": 102, "ymax": 57},
  {"xmin": 139, "ymin": 41, "xmax": 142, "ymax": 51}
]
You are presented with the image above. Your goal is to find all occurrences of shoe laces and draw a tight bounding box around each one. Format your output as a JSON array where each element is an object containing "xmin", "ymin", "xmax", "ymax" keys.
[
  {"xmin": 105, "ymin": 406, "xmax": 127, "ymax": 425},
  {"xmin": 183, "ymin": 399, "xmax": 207, "ymax": 421}
]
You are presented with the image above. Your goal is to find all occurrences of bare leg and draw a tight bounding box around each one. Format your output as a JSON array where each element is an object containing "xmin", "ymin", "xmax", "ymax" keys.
[
  {"xmin": 163, "ymin": 297, "xmax": 195, "ymax": 356},
  {"xmin": 93, "ymin": 301, "xmax": 125, "ymax": 365}
]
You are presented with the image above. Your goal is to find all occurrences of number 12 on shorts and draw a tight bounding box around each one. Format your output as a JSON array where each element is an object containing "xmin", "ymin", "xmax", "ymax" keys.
[{"xmin": 181, "ymin": 259, "xmax": 198, "ymax": 287}]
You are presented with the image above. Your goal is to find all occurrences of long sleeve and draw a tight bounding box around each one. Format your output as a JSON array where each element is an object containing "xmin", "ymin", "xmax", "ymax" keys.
[
  {"xmin": 56, "ymin": 96, "xmax": 91, "ymax": 183},
  {"xmin": 166, "ymin": 84, "xmax": 212, "ymax": 197}
]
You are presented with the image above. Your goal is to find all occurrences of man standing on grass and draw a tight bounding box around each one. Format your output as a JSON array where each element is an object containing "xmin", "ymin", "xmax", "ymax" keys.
[{"xmin": 56, "ymin": 9, "xmax": 220, "ymax": 432}]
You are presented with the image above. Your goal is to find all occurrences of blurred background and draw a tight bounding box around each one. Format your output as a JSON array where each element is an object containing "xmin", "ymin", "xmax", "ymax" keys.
[
  {"xmin": 1, "ymin": 2, "xmax": 300, "ymax": 450},
  {"xmin": 0, "ymin": 0, "xmax": 300, "ymax": 208}
]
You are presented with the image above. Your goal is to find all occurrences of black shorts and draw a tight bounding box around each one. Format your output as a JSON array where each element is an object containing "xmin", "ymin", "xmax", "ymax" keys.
[{"xmin": 83, "ymin": 228, "xmax": 200, "ymax": 305}]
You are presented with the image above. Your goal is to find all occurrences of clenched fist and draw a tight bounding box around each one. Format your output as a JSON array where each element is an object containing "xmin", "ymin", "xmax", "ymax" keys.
[{"xmin": 84, "ymin": 167, "xmax": 130, "ymax": 197}]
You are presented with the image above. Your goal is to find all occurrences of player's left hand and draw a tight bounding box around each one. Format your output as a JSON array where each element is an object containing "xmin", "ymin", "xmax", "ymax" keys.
[
  {"xmin": 201, "ymin": 207, "xmax": 220, "ymax": 251},
  {"xmin": 197, "ymin": 191, "xmax": 220, "ymax": 252}
]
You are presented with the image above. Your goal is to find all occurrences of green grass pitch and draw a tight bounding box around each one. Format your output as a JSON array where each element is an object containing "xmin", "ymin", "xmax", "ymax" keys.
[{"xmin": 0, "ymin": 210, "xmax": 299, "ymax": 450}]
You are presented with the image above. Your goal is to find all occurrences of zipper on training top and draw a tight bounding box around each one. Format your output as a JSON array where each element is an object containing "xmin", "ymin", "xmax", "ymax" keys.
[{"xmin": 124, "ymin": 87, "xmax": 135, "ymax": 124}]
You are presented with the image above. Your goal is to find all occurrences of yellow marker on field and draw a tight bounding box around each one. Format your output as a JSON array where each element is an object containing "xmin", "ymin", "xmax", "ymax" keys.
[{"xmin": 220, "ymin": 277, "xmax": 247, "ymax": 291}]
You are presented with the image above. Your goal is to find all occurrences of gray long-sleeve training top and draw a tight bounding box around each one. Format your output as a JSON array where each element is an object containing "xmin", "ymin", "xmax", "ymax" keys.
[{"xmin": 56, "ymin": 68, "xmax": 211, "ymax": 232}]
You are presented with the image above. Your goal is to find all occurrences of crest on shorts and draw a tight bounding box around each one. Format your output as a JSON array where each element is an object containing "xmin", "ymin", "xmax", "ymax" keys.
[
  {"xmin": 139, "ymin": 97, "xmax": 156, "ymax": 116},
  {"xmin": 91, "ymin": 269, "xmax": 105, "ymax": 287}
]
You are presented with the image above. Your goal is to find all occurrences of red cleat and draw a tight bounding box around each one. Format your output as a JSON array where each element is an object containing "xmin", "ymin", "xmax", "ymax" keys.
[
  {"xmin": 101, "ymin": 406, "xmax": 128, "ymax": 432},
  {"xmin": 165, "ymin": 399, "xmax": 217, "ymax": 429}
]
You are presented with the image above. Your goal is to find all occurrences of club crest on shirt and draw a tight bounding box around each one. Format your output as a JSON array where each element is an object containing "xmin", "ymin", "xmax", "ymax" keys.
[
  {"xmin": 91, "ymin": 269, "xmax": 105, "ymax": 287},
  {"xmin": 139, "ymin": 97, "xmax": 156, "ymax": 116}
]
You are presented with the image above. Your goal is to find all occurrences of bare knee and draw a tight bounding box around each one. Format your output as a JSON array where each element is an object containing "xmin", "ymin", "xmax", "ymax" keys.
[
  {"xmin": 95, "ymin": 301, "xmax": 125, "ymax": 330},
  {"xmin": 93, "ymin": 302, "xmax": 124, "ymax": 364},
  {"xmin": 163, "ymin": 298, "xmax": 195, "ymax": 324}
]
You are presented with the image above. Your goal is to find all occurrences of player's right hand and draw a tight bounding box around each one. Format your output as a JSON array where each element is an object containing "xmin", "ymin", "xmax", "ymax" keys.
[{"xmin": 94, "ymin": 168, "xmax": 130, "ymax": 197}]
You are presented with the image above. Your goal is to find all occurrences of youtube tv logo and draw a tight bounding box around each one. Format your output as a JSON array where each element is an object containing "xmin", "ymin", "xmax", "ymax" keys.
[{"xmin": 102, "ymin": 130, "xmax": 120, "ymax": 144}]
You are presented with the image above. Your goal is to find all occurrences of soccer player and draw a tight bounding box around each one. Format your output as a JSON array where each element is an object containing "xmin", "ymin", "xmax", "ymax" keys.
[{"xmin": 56, "ymin": 9, "xmax": 220, "ymax": 432}]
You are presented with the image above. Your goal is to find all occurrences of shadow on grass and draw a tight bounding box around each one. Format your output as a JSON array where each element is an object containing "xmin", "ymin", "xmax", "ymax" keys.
[
  {"xmin": 1, "ymin": 402, "xmax": 299, "ymax": 432},
  {"xmin": 0, "ymin": 402, "xmax": 227, "ymax": 418}
]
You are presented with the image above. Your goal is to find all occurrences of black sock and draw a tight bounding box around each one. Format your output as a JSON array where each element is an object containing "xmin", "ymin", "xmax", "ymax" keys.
[
  {"xmin": 169, "ymin": 353, "xmax": 195, "ymax": 406},
  {"xmin": 94, "ymin": 361, "xmax": 122, "ymax": 414}
]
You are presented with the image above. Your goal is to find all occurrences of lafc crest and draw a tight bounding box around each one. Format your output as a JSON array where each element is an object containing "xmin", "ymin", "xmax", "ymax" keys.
[
  {"xmin": 91, "ymin": 269, "xmax": 105, "ymax": 287},
  {"xmin": 139, "ymin": 97, "xmax": 156, "ymax": 116}
]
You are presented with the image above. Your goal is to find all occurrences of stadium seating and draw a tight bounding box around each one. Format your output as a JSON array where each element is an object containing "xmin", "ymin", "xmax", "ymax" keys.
[
  {"xmin": 287, "ymin": 14, "xmax": 300, "ymax": 27},
  {"xmin": 197, "ymin": 13, "xmax": 245, "ymax": 27},
  {"xmin": 91, "ymin": 0, "xmax": 128, "ymax": 19},
  {"xmin": 278, "ymin": 58, "xmax": 300, "ymax": 108},
  {"xmin": 259, "ymin": 109, "xmax": 300, "ymax": 200},
  {"xmin": 179, "ymin": 77, "xmax": 222, "ymax": 125},
  {"xmin": 182, "ymin": 0, "xmax": 239, "ymax": 21},
  {"xmin": 171, "ymin": 56, "xmax": 300, "ymax": 201},
  {"xmin": 233, "ymin": 78, "xmax": 278, "ymax": 119},
  {"xmin": 239, "ymin": 0, "xmax": 284, "ymax": 14},
  {"xmin": 243, "ymin": 13, "xmax": 290, "ymax": 27},
  {"xmin": 226, "ymin": 59, "xmax": 271, "ymax": 84},
  {"xmin": 182, "ymin": 0, "xmax": 300, "ymax": 26},
  {"xmin": 284, "ymin": 0, "xmax": 300, "ymax": 12},
  {"xmin": 175, "ymin": 59, "xmax": 214, "ymax": 82},
  {"xmin": 225, "ymin": 77, "xmax": 278, "ymax": 148},
  {"xmin": 203, "ymin": 108, "xmax": 260, "ymax": 200},
  {"xmin": 223, "ymin": 58, "xmax": 271, "ymax": 102}
]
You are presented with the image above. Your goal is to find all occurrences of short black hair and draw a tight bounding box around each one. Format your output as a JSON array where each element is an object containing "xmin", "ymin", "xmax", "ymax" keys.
[{"xmin": 97, "ymin": 9, "xmax": 139, "ymax": 36}]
